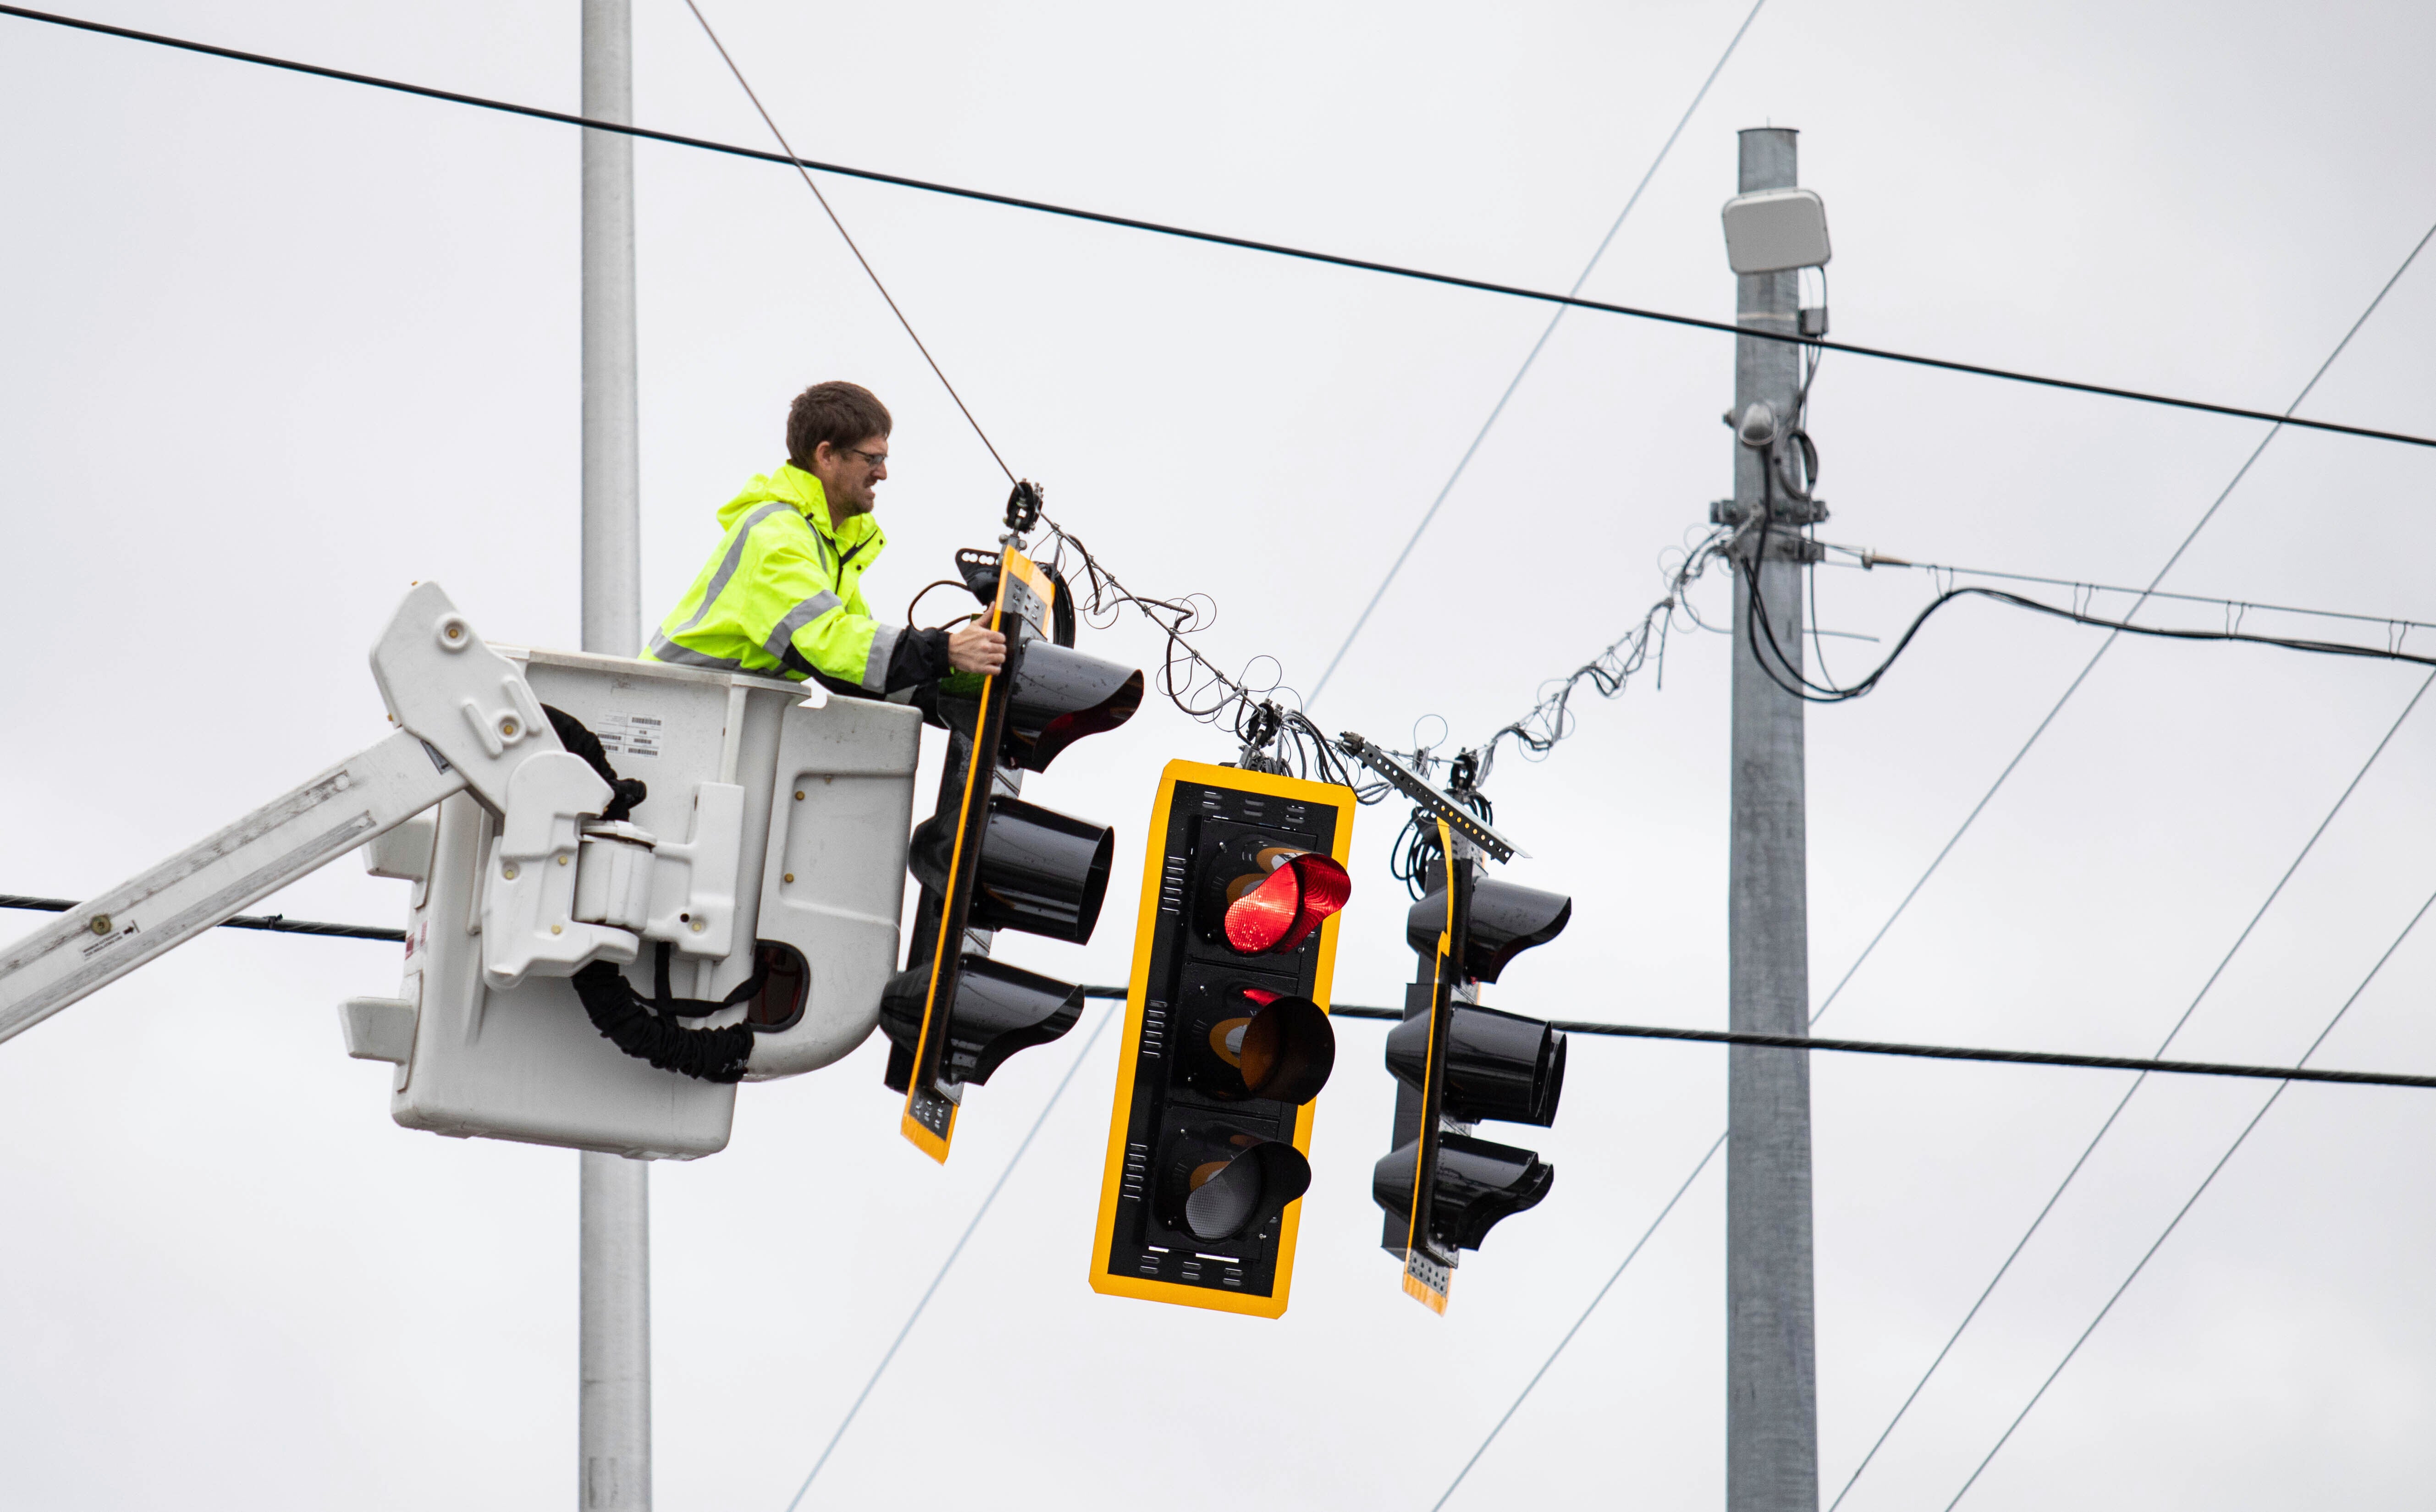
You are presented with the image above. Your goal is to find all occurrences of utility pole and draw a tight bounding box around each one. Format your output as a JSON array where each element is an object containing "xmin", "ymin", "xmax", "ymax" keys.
[
  {"xmin": 579, "ymin": 2, "xmax": 650, "ymax": 1508},
  {"xmin": 1724, "ymin": 125, "xmax": 1819, "ymax": 1512}
]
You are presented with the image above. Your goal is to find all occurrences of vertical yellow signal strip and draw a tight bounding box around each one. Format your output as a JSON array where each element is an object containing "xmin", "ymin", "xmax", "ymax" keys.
[
  {"xmin": 1088, "ymin": 760, "xmax": 1356, "ymax": 1317},
  {"xmin": 1399, "ymin": 819, "xmax": 1457, "ymax": 1313},
  {"xmin": 898, "ymin": 549, "xmax": 1054, "ymax": 1163}
]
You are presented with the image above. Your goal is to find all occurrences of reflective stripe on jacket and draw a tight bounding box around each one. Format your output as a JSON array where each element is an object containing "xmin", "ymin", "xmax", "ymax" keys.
[{"xmin": 643, "ymin": 463, "xmax": 901, "ymax": 692}]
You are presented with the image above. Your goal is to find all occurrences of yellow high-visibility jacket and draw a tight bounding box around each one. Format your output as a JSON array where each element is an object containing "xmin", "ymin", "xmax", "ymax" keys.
[{"xmin": 644, "ymin": 464, "xmax": 944, "ymax": 694}]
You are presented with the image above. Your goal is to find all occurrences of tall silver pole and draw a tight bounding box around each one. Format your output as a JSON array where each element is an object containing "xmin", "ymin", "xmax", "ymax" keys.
[
  {"xmin": 1725, "ymin": 125, "xmax": 1818, "ymax": 1512},
  {"xmin": 582, "ymin": 0, "xmax": 641, "ymax": 646},
  {"xmin": 579, "ymin": 3, "xmax": 650, "ymax": 1509}
]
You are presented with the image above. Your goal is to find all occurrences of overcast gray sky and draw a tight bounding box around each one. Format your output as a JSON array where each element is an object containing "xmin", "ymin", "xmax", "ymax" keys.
[{"xmin": 7, "ymin": 0, "xmax": 2436, "ymax": 1507}]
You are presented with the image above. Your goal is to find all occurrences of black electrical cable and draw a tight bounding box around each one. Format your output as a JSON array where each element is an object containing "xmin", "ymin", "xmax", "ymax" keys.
[
  {"xmin": 781, "ymin": 1002, "xmax": 1116, "ymax": 1512},
  {"xmin": 1928, "ymin": 874, "xmax": 2436, "ymax": 1511},
  {"xmin": 1088, "ymin": 988, "xmax": 2436, "ymax": 1091},
  {"xmin": 1823, "ymin": 667, "xmax": 2433, "ymax": 1510},
  {"xmin": 691, "ymin": 0, "xmax": 1373, "ymax": 773},
  {"xmin": 1803, "ymin": 219, "xmax": 2436, "ymax": 1038},
  {"xmin": 570, "ymin": 955, "xmax": 759, "ymax": 1083},
  {"xmin": 0, "ymin": 893, "xmax": 404, "ymax": 942},
  {"xmin": 1434, "ymin": 224, "xmax": 2436, "ymax": 1512},
  {"xmin": 1527, "ymin": 1019, "xmax": 2436, "ymax": 1091},
  {"xmin": 675, "ymin": 0, "xmax": 1014, "ymax": 485},
  {"xmin": 1303, "ymin": 0, "xmax": 1774, "ymax": 711},
  {"xmin": 1736, "ymin": 459, "xmax": 2436, "ymax": 705},
  {"xmin": 1033, "ymin": 522, "xmax": 1387, "ymax": 797},
  {"xmin": 1748, "ymin": 548, "xmax": 2436, "ymax": 702},
  {"xmin": 1470, "ymin": 525, "xmax": 1733, "ymax": 772},
  {"xmin": 1388, "ymin": 770, "xmax": 1497, "ymax": 900},
  {"xmin": 904, "ymin": 577, "xmax": 978, "ymax": 630},
  {"xmin": 1823, "ymin": 548, "xmax": 2436, "ymax": 643},
  {"xmin": 6, "ymin": 2, "xmax": 2435, "ymax": 454},
  {"xmin": 24, "ymin": 0, "xmax": 2429, "ymax": 799}
]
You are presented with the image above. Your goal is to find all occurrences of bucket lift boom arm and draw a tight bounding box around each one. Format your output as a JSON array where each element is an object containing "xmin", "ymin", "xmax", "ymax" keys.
[{"xmin": 0, "ymin": 583, "xmax": 573, "ymax": 1047}]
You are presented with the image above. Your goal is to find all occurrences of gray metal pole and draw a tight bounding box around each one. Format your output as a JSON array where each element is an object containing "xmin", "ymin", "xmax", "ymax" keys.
[
  {"xmin": 582, "ymin": 0, "xmax": 641, "ymax": 655},
  {"xmin": 579, "ymin": 3, "xmax": 650, "ymax": 1509},
  {"xmin": 1725, "ymin": 126, "xmax": 1819, "ymax": 1512},
  {"xmin": 580, "ymin": 1153, "xmax": 652, "ymax": 1510}
]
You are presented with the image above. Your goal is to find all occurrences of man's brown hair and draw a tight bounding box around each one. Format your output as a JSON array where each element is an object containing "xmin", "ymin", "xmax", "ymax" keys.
[{"xmin": 786, "ymin": 381, "xmax": 893, "ymax": 469}]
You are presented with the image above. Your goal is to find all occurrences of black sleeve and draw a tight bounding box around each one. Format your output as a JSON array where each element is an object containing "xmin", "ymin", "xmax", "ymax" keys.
[{"xmin": 883, "ymin": 626, "xmax": 954, "ymax": 692}]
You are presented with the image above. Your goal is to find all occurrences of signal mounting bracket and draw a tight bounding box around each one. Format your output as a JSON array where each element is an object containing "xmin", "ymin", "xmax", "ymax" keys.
[{"xmin": 1336, "ymin": 734, "xmax": 1523, "ymax": 863}]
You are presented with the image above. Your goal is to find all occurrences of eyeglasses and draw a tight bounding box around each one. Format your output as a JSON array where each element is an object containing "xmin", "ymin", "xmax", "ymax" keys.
[{"xmin": 844, "ymin": 446, "xmax": 889, "ymax": 468}]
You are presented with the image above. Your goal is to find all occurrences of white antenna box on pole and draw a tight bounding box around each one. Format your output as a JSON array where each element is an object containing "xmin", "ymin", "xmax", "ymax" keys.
[{"xmin": 1721, "ymin": 187, "xmax": 1832, "ymax": 275}]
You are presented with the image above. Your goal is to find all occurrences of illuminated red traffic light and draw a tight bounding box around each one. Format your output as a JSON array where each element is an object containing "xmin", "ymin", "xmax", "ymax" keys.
[
  {"xmin": 1091, "ymin": 763, "xmax": 1358, "ymax": 1317},
  {"xmin": 1221, "ymin": 848, "xmax": 1352, "ymax": 954}
]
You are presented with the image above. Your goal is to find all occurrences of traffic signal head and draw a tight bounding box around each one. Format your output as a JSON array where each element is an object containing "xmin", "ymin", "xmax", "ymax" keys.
[
  {"xmin": 1372, "ymin": 1133, "xmax": 1553, "ymax": 1252},
  {"xmin": 908, "ymin": 794, "xmax": 1114, "ymax": 944},
  {"xmin": 1373, "ymin": 820, "xmax": 1573, "ymax": 1312},
  {"xmin": 1384, "ymin": 1001, "xmax": 1566, "ymax": 1127},
  {"xmin": 882, "ymin": 955, "xmax": 1084, "ymax": 1087},
  {"xmin": 1159, "ymin": 1126, "xmax": 1313, "ymax": 1242},
  {"xmin": 1405, "ymin": 879, "xmax": 1571, "ymax": 983},
  {"xmin": 890, "ymin": 545, "xmax": 1141, "ymax": 1161},
  {"xmin": 1202, "ymin": 836, "xmax": 1352, "ymax": 955},
  {"xmin": 999, "ymin": 641, "xmax": 1144, "ymax": 772},
  {"xmin": 1091, "ymin": 761, "xmax": 1356, "ymax": 1317},
  {"xmin": 1182, "ymin": 984, "xmax": 1336, "ymax": 1104}
]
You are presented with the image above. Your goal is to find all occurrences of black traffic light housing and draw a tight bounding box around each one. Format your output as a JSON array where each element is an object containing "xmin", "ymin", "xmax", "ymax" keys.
[
  {"xmin": 1089, "ymin": 761, "xmax": 1356, "ymax": 1317},
  {"xmin": 882, "ymin": 539, "xmax": 1142, "ymax": 1162},
  {"xmin": 1372, "ymin": 829, "xmax": 1571, "ymax": 1313}
]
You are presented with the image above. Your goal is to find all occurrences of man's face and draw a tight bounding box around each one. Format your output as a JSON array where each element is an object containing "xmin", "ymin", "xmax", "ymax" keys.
[{"xmin": 816, "ymin": 434, "xmax": 889, "ymax": 518}]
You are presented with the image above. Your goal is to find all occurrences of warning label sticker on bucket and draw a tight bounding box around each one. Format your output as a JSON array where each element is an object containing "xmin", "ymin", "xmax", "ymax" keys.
[{"xmin": 593, "ymin": 712, "xmax": 663, "ymax": 759}]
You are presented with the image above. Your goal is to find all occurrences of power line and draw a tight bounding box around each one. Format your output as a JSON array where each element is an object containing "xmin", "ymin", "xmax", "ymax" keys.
[
  {"xmin": 0, "ymin": 893, "xmax": 403, "ymax": 942},
  {"xmin": 1938, "ymin": 877, "xmax": 2436, "ymax": 1510},
  {"xmin": 1827, "ymin": 665, "xmax": 2435, "ymax": 1510},
  {"xmin": 1319, "ymin": 1002, "xmax": 2436, "ymax": 1090},
  {"xmin": 1475, "ymin": 496, "xmax": 2436, "ymax": 766},
  {"xmin": 781, "ymin": 1001, "xmax": 1114, "ymax": 1511},
  {"xmin": 1740, "ymin": 544, "xmax": 2436, "ymax": 708},
  {"xmin": 1803, "ymin": 209, "xmax": 2434, "ymax": 1030},
  {"xmin": 1433, "ymin": 1131, "xmax": 1726, "ymax": 1510},
  {"xmin": 1820, "ymin": 545, "xmax": 2436, "ymax": 643},
  {"xmin": 1475, "ymin": 527, "xmax": 1725, "ymax": 772},
  {"xmin": 1432, "ymin": 214, "xmax": 2436, "ymax": 1503},
  {"xmin": 1305, "ymin": 0, "xmax": 1772, "ymax": 708},
  {"xmin": 675, "ymin": 0, "xmax": 1014, "ymax": 485},
  {"xmin": 6, "ymin": 3, "xmax": 2436, "ymax": 452},
  {"xmin": 673, "ymin": 0, "xmax": 1365, "ymax": 779},
  {"xmin": 1734, "ymin": 422, "xmax": 2436, "ymax": 705},
  {"xmin": 1034, "ymin": 522, "xmax": 1383, "ymax": 787}
]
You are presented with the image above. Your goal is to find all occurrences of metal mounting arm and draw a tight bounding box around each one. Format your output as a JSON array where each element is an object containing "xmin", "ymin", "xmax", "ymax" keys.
[{"xmin": 1335, "ymin": 733, "xmax": 1525, "ymax": 863}]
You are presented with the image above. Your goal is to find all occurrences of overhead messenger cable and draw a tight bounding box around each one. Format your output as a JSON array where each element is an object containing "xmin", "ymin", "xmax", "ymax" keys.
[
  {"xmin": 1435, "ymin": 214, "xmax": 2436, "ymax": 1502},
  {"xmin": 1826, "ymin": 665, "xmax": 2436, "ymax": 1511},
  {"xmin": 1819, "ymin": 549, "xmax": 2436, "ymax": 643},
  {"xmin": 1739, "ymin": 565, "xmax": 2436, "ymax": 708},
  {"xmin": 780, "ymin": 1003, "xmax": 1114, "ymax": 1511},
  {"xmin": 5, "ymin": 7, "xmax": 2436, "ymax": 451},
  {"xmin": 674, "ymin": 0, "xmax": 1324, "ymax": 762},
  {"xmin": 1432, "ymin": 1132, "xmax": 1726, "ymax": 1511},
  {"xmin": 1305, "ymin": 0, "xmax": 1771, "ymax": 708},
  {"xmin": 0, "ymin": 894, "xmax": 402, "ymax": 942},
  {"xmin": 1940, "ymin": 879, "xmax": 2436, "ymax": 1510},
  {"xmin": 1804, "ymin": 211, "xmax": 2435, "ymax": 1032},
  {"xmin": 674, "ymin": 0, "xmax": 1015, "ymax": 484},
  {"xmin": 1429, "ymin": 668, "xmax": 2426, "ymax": 1508}
]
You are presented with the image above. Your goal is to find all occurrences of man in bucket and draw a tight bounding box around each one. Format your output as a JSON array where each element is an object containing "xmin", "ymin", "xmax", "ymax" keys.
[{"xmin": 646, "ymin": 380, "xmax": 1004, "ymax": 692}]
